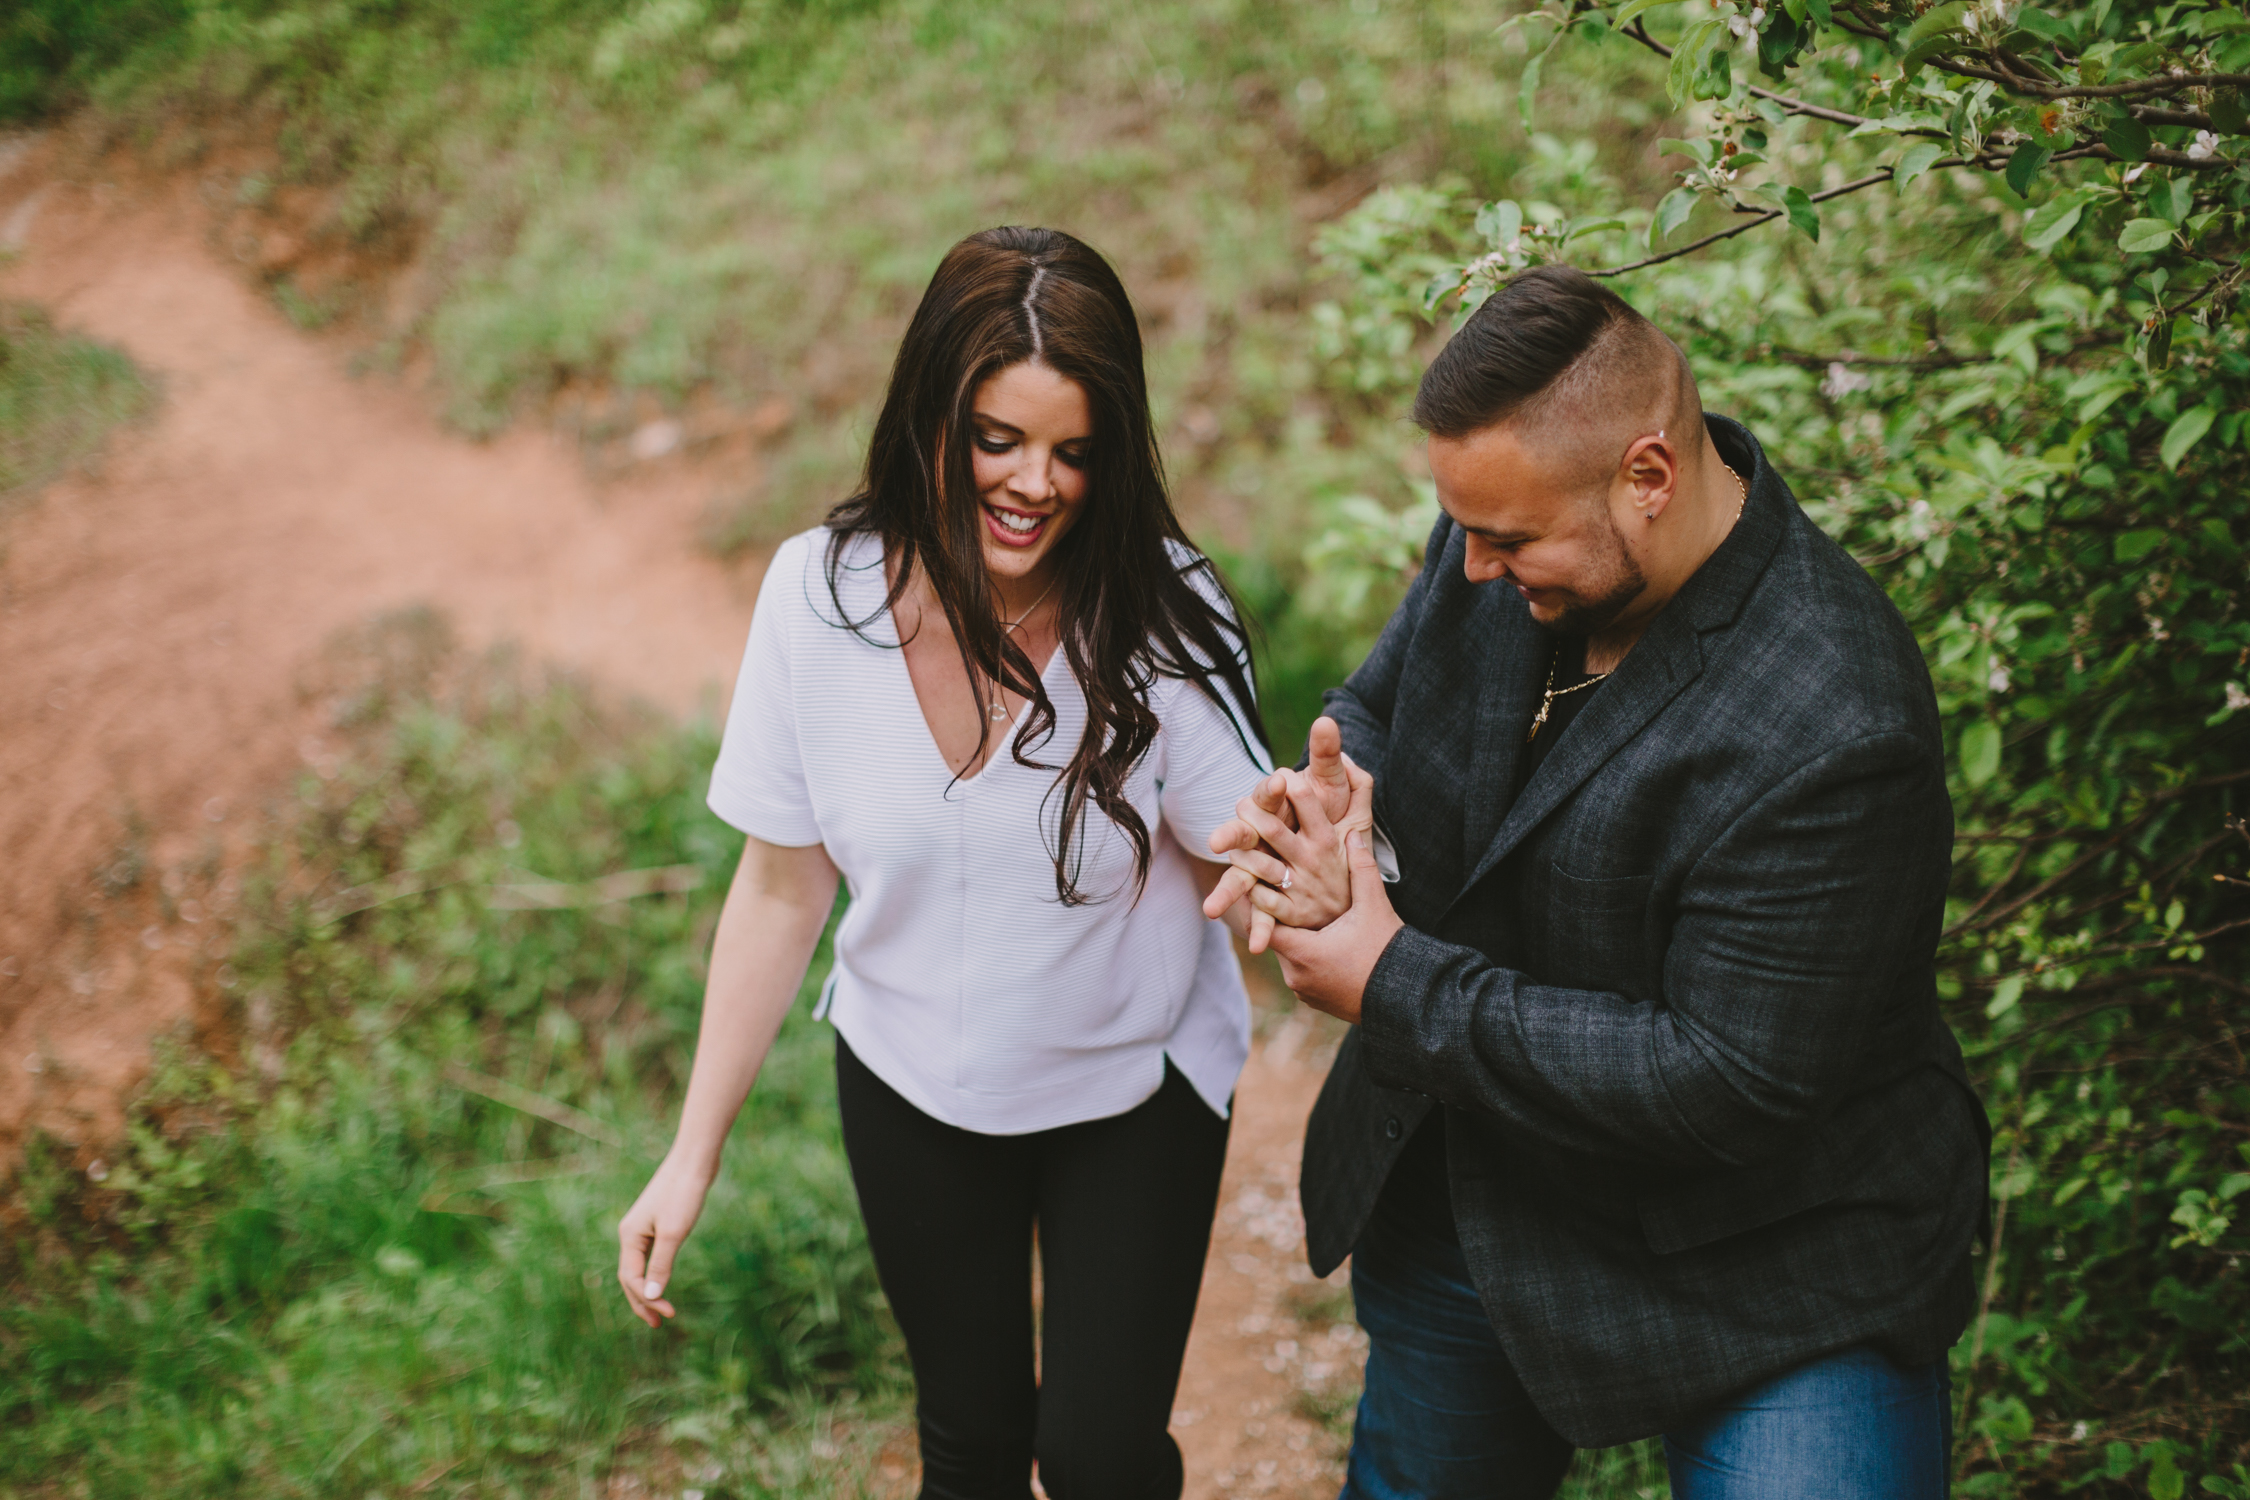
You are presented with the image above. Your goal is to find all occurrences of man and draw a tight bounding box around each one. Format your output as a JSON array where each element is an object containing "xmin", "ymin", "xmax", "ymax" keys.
[{"xmin": 1205, "ymin": 266, "xmax": 1988, "ymax": 1497}]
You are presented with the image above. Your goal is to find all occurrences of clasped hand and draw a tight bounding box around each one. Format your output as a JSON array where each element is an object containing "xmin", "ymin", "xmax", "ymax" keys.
[{"xmin": 1200, "ymin": 717, "xmax": 1402, "ymax": 1024}]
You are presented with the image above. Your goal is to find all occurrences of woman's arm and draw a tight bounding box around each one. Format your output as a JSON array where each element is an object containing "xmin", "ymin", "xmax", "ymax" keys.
[{"xmin": 616, "ymin": 835, "xmax": 840, "ymax": 1327}]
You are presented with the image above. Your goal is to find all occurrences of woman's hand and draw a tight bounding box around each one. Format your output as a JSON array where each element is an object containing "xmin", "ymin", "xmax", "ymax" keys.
[
  {"xmin": 1225, "ymin": 754, "xmax": 1374, "ymax": 934},
  {"xmin": 617, "ymin": 1155, "xmax": 716, "ymax": 1327},
  {"xmin": 614, "ymin": 836, "xmax": 839, "ymax": 1331},
  {"xmin": 1202, "ymin": 717, "xmax": 1360, "ymax": 950}
]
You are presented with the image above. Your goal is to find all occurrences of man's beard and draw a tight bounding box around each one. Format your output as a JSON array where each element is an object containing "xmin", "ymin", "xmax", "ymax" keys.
[{"xmin": 1545, "ymin": 511, "xmax": 1648, "ymax": 636}]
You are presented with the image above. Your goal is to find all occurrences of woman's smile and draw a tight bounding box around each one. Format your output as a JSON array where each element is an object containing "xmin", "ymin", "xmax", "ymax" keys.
[{"xmin": 982, "ymin": 500, "xmax": 1053, "ymax": 548}]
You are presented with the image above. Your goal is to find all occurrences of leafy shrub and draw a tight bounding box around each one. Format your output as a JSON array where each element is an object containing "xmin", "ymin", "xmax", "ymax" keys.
[{"xmin": 1303, "ymin": 2, "xmax": 2250, "ymax": 1489}]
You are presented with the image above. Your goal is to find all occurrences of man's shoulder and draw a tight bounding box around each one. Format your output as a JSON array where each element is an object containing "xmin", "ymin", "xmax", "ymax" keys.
[{"xmin": 1727, "ymin": 510, "xmax": 1937, "ymax": 749}]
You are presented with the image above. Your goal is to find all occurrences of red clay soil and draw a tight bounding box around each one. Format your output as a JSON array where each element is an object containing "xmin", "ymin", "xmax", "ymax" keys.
[
  {"xmin": 0, "ymin": 139, "xmax": 1362, "ymax": 1496},
  {"xmin": 0, "ymin": 137, "xmax": 762, "ymax": 1158}
]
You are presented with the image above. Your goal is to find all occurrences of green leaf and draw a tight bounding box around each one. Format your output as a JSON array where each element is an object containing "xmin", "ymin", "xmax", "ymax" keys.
[
  {"xmin": 2148, "ymin": 1446, "xmax": 2185, "ymax": 1500},
  {"xmin": 2152, "ymin": 176, "xmax": 2194, "ymax": 226},
  {"xmin": 1781, "ymin": 184, "xmax": 1820, "ymax": 241},
  {"xmin": 2014, "ymin": 6, "xmax": 2071, "ymax": 41},
  {"xmin": 2103, "ymin": 116, "xmax": 2152, "ymax": 161},
  {"xmin": 1561, "ymin": 215, "xmax": 1630, "ymax": 242},
  {"xmin": 2161, "ymin": 405, "xmax": 2216, "ymax": 471},
  {"xmin": 1476, "ymin": 199, "xmax": 1524, "ymax": 247},
  {"xmin": 2113, "ymin": 528, "xmax": 2166, "ymax": 562},
  {"xmin": 1894, "ymin": 140, "xmax": 1944, "ymax": 193},
  {"xmin": 1902, "ymin": 33, "xmax": 1964, "ymax": 74},
  {"xmin": 1611, "ymin": 0, "xmax": 1684, "ymax": 28},
  {"xmin": 2146, "ymin": 316, "xmax": 2175, "ymax": 369},
  {"xmin": 2214, "ymin": 86, "xmax": 2249, "ymax": 134},
  {"xmin": 1961, "ymin": 718, "xmax": 2002, "ymax": 787},
  {"xmin": 2119, "ymin": 217, "xmax": 2175, "ymax": 253},
  {"xmin": 1803, "ymin": 0, "xmax": 1830, "ymax": 24},
  {"xmin": 2005, "ymin": 141, "xmax": 2052, "ymax": 197},
  {"xmin": 2023, "ymin": 193, "xmax": 2088, "ymax": 251},
  {"xmin": 1666, "ymin": 20, "xmax": 1725, "ymax": 106},
  {"xmin": 1782, "ymin": 0, "xmax": 1807, "ymax": 20},
  {"xmin": 1651, "ymin": 186, "xmax": 1698, "ymax": 246},
  {"xmin": 1985, "ymin": 974, "xmax": 2026, "ymax": 1019},
  {"xmin": 1657, "ymin": 137, "xmax": 1715, "ymax": 167},
  {"xmin": 1519, "ymin": 46, "xmax": 1546, "ymax": 133},
  {"xmin": 1902, "ymin": 0, "xmax": 1970, "ymax": 49}
]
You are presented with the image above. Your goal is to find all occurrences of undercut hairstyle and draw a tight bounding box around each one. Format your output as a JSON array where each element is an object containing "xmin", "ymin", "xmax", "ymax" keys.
[
  {"xmin": 825, "ymin": 226, "xmax": 1269, "ymax": 906},
  {"xmin": 1413, "ymin": 264, "xmax": 1702, "ymax": 490}
]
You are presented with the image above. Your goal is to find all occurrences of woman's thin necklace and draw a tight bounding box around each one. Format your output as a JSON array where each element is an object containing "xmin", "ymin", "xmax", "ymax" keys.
[
  {"xmin": 986, "ymin": 575, "xmax": 1059, "ymax": 721},
  {"xmin": 1526, "ymin": 463, "xmax": 1747, "ymax": 744}
]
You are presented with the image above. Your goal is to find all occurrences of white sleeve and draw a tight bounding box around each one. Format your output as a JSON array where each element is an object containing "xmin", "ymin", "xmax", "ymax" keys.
[
  {"xmin": 707, "ymin": 535, "xmax": 823, "ymax": 846},
  {"xmin": 1157, "ymin": 673, "xmax": 1272, "ymax": 860},
  {"xmin": 1154, "ymin": 549, "xmax": 1274, "ymax": 858}
]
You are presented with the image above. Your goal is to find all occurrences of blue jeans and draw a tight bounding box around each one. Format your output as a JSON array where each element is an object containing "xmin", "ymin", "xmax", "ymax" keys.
[{"xmin": 1340, "ymin": 1213, "xmax": 1952, "ymax": 1500}]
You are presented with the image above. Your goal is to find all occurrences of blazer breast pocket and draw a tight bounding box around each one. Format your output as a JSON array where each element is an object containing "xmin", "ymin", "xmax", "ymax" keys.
[{"xmin": 1542, "ymin": 864, "xmax": 1655, "ymax": 998}]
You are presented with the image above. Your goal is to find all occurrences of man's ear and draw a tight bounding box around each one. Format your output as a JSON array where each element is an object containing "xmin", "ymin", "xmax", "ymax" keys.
[{"xmin": 1618, "ymin": 432, "xmax": 1682, "ymax": 524}]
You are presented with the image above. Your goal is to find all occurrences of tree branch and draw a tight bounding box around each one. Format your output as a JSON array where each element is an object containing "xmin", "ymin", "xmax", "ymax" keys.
[
  {"xmin": 1588, "ymin": 155, "xmax": 1994, "ymax": 279},
  {"xmin": 1623, "ymin": 21, "xmax": 1876, "ymax": 128}
]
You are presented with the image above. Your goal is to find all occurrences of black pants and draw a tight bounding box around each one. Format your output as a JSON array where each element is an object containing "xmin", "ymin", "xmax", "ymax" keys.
[{"xmin": 835, "ymin": 1034, "xmax": 1231, "ymax": 1500}]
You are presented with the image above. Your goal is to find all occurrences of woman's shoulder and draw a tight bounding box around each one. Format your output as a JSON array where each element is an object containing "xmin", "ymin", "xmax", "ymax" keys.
[
  {"xmin": 1160, "ymin": 537, "xmax": 1235, "ymax": 615},
  {"xmin": 761, "ymin": 525, "xmax": 884, "ymax": 619}
]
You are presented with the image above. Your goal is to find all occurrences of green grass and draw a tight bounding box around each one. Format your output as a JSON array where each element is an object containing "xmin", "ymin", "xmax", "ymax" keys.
[
  {"xmin": 0, "ymin": 613, "xmax": 904, "ymax": 1498},
  {"xmin": 0, "ymin": 302, "xmax": 152, "ymax": 513}
]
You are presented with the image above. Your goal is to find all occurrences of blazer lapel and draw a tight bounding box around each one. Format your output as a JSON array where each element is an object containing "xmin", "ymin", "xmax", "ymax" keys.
[
  {"xmin": 1459, "ymin": 592, "xmax": 1547, "ymax": 863},
  {"xmin": 1437, "ymin": 616, "xmax": 1703, "ymax": 927}
]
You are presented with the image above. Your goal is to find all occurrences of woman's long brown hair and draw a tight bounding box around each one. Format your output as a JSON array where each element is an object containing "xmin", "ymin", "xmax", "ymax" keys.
[{"xmin": 824, "ymin": 226, "xmax": 1268, "ymax": 906}]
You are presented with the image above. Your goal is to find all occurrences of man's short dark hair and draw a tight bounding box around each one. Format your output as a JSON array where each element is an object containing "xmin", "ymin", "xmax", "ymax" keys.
[{"xmin": 1412, "ymin": 265, "xmax": 1698, "ymax": 484}]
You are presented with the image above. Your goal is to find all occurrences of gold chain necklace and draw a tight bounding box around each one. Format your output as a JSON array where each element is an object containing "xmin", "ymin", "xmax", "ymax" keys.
[
  {"xmin": 985, "ymin": 574, "xmax": 1059, "ymax": 722},
  {"xmin": 1525, "ymin": 462, "xmax": 1746, "ymax": 745}
]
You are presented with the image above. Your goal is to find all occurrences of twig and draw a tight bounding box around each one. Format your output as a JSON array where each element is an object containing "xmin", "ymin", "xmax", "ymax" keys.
[
  {"xmin": 1588, "ymin": 166, "xmax": 1901, "ymax": 278},
  {"xmin": 442, "ymin": 1063, "xmax": 626, "ymax": 1149},
  {"xmin": 1957, "ymin": 1129, "xmax": 2020, "ymax": 1433},
  {"xmin": 1622, "ymin": 21, "xmax": 1878, "ymax": 127}
]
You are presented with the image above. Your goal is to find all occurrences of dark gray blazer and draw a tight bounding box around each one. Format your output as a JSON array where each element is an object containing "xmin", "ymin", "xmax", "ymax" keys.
[{"xmin": 1300, "ymin": 416, "xmax": 1989, "ymax": 1447}]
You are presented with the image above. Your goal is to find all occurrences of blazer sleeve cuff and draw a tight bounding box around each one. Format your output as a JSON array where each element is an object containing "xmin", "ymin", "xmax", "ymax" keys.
[{"xmin": 1358, "ymin": 924, "xmax": 1477, "ymax": 1097}]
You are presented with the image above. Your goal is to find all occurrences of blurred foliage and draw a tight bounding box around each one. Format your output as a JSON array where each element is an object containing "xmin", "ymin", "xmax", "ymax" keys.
[
  {"xmin": 1305, "ymin": 2, "xmax": 2250, "ymax": 1491},
  {"xmin": 0, "ymin": 615, "xmax": 903, "ymax": 1496},
  {"xmin": 6, "ymin": 0, "xmax": 1654, "ymax": 761},
  {"xmin": 0, "ymin": 302, "xmax": 152, "ymax": 513},
  {"xmin": 0, "ymin": 0, "xmax": 187, "ymax": 121}
]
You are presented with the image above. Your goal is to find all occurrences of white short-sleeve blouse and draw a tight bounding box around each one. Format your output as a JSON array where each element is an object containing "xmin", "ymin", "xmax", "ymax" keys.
[{"xmin": 708, "ymin": 527, "xmax": 1272, "ymax": 1134}]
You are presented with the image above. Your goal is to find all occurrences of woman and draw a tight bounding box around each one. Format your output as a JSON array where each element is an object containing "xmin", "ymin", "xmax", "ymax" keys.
[{"xmin": 617, "ymin": 226, "xmax": 1272, "ymax": 1500}]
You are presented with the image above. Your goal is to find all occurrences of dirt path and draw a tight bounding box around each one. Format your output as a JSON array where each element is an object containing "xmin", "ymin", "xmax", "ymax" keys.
[
  {"xmin": 0, "ymin": 142, "xmax": 1359, "ymax": 1497},
  {"xmin": 1174, "ymin": 1010, "xmax": 1364, "ymax": 1500},
  {"xmin": 0, "ymin": 141, "xmax": 762, "ymax": 1156}
]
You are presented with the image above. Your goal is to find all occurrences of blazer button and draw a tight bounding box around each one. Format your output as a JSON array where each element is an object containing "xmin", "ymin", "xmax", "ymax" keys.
[{"xmin": 1384, "ymin": 1117, "xmax": 1402, "ymax": 1141}]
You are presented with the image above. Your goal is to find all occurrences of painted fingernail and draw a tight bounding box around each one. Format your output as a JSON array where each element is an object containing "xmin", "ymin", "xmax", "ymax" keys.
[{"xmin": 644, "ymin": 1280, "xmax": 663, "ymax": 1299}]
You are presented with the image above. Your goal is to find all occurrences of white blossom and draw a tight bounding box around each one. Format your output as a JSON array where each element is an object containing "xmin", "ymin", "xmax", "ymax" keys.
[
  {"xmin": 2226, "ymin": 682, "xmax": 2250, "ymax": 713},
  {"xmin": 1822, "ymin": 361, "xmax": 1873, "ymax": 398},
  {"xmin": 1988, "ymin": 661, "xmax": 2012, "ymax": 694},
  {"xmin": 2123, "ymin": 162, "xmax": 2149, "ymax": 184},
  {"xmin": 2187, "ymin": 129, "xmax": 2220, "ymax": 161}
]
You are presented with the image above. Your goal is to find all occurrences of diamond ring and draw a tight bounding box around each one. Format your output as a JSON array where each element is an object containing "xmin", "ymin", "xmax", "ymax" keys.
[{"xmin": 1279, "ymin": 867, "xmax": 1293, "ymax": 892}]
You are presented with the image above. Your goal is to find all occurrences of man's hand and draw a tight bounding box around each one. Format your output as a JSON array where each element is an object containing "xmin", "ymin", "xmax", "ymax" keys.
[
  {"xmin": 1266, "ymin": 825, "xmax": 1404, "ymax": 1025},
  {"xmin": 1203, "ymin": 716, "xmax": 1358, "ymax": 949}
]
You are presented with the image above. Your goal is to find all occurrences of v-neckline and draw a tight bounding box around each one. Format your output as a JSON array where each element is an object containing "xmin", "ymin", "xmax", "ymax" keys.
[{"xmin": 885, "ymin": 586, "xmax": 1067, "ymax": 787}]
